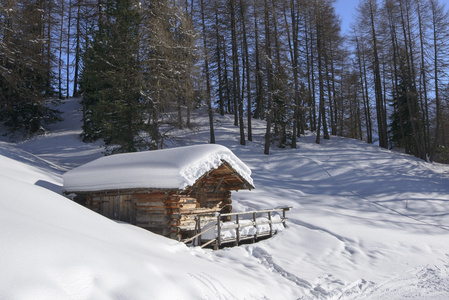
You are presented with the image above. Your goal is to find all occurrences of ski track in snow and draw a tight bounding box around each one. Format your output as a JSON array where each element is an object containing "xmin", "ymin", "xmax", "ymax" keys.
[
  {"xmin": 188, "ymin": 272, "xmax": 238, "ymax": 300},
  {"xmin": 249, "ymin": 246, "xmax": 314, "ymax": 290}
]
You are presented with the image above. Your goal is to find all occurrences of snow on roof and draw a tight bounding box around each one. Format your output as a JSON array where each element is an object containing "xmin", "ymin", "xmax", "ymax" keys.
[{"xmin": 63, "ymin": 144, "xmax": 254, "ymax": 192}]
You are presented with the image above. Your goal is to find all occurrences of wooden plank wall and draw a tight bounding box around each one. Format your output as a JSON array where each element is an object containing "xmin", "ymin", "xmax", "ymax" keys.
[
  {"xmin": 134, "ymin": 190, "xmax": 171, "ymax": 236},
  {"xmin": 86, "ymin": 190, "xmax": 174, "ymax": 235},
  {"xmin": 86, "ymin": 194, "xmax": 134, "ymax": 224},
  {"xmin": 82, "ymin": 164, "xmax": 241, "ymax": 240}
]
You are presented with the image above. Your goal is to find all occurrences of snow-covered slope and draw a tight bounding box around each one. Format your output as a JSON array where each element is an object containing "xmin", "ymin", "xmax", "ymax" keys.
[
  {"xmin": 0, "ymin": 143, "xmax": 297, "ymax": 299},
  {"xmin": 230, "ymin": 135, "xmax": 449, "ymax": 299},
  {"xmin": 1, "ymin": 98, "xmax": 449, "ymax": 299}
]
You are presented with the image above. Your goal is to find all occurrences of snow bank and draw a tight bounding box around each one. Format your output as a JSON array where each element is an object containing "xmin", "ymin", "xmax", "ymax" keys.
[
  {"xmin": 0, "ymin": 146, "xmax": 296, "ymax": 300},
  {"xmin": 0, "ymin": 141, "xmax": 62, "ymax": 193},
  {"xmin": 3, "ymin": 96, "xmax": 449, "ymax": 299},
  {"xmin": 63, "ymin": 144, "xmax": 254, "ymax": 192}
]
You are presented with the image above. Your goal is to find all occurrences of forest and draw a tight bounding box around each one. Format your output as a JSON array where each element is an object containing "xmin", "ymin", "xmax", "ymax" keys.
[{"xmin": 1, "ymin": 0, "xmax": 449, "ymax": 162}]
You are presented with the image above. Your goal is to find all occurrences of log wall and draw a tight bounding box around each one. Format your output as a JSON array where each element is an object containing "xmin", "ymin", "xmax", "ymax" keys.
[
  {"xmin": 84, "ymin": 187, "xmax": 231, "ymax": 240},
  {"xmin": 78, "ymin": 163, "xmax": 251, "ymax": 240}
]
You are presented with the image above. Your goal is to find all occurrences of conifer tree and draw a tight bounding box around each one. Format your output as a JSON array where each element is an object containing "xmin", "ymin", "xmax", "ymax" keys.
[
  {"xmin": 139, "ymin": 0, "xmax": 198, "ymax": 147},
  {"xmin": 80, "ymin": 0, "xmax": 146, "ymax": 154},
  {"xmin": 0, "ymin": 0, "xmax": 61, "ymax": 135},
  {"xmin": 389, "ymin": 79, "xmax": 414, "ymax": 152}
]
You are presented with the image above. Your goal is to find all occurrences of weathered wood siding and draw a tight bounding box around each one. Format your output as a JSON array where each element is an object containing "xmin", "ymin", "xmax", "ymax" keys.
[
  {"xmin": 86, "ymin": 193, "xmax": 134, "ymax": 224},
  {"xmin": 78, "ymin": 162, "xmax": 251, "ymax": 240},
  {"xmin": 134, "ymin": 190, "xmax": 171, "ymax": 235}
]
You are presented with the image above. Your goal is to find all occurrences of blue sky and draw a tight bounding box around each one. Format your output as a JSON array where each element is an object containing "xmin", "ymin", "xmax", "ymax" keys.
[{"xmin": 335, "ymin": 0, "xmax": 358, "ymax": 34}]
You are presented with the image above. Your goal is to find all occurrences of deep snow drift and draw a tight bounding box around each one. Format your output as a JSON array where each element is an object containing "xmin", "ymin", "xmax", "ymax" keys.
[{"xmin": 1, "ymin": 98, "xmax": 448, "ymax": 299}]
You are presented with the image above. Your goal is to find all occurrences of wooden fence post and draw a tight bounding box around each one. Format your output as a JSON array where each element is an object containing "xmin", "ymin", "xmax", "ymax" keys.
[
  {"xmin": 216, "ymin": 214, "xmax": 221, "ymax": 250},
  {"xmin": 282, "ymin": 209, "xmax": 286, "ymax": 227},
  {"xmin": 235, "ymin": 215, "xmax": 240, "ymax": 246},
  {"xmin": 268, "ymin": 211, "xmax": 272, "ymax": 236},
  {"xmin": 196, "ymin": 216, "xmax": 201, "ymax": 246},
  {"xmin": 253, "ymin": 212, "xmax": 257, "ymax": 240}
]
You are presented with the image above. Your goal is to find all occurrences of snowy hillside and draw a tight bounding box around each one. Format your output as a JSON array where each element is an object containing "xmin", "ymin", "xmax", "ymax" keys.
[{"xmin": 1, "ymin": 98, "xmax": 449, "ymax": 299}]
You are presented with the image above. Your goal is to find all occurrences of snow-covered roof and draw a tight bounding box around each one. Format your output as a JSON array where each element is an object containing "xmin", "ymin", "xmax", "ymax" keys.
[{"xmin": 63, "ymin": 144, "xmax": 254, "ymax": 192}]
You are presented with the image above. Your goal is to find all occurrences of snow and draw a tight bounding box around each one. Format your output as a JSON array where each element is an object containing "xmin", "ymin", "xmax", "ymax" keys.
[
  {"xmin": 63, "ymin": 144, "xmax": 254, "ymax": 192},
  {"xmin": 201, "ymin": 215, "xmax": 286, "ymax": 241},
  {"xmin": 0, "ymin": 98, "xmax": 449, "ymax": 299}
]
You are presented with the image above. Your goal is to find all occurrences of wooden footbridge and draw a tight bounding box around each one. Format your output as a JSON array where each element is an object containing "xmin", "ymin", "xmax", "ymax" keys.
[{"xmin": 183, "ymin": 207, "xmax": 291, "ymax": 250}]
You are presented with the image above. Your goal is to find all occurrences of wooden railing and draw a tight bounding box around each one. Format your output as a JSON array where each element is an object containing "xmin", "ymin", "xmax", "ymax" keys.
[{"xmin": 183, "ymin": 207, "xmax": 291, "ymax": 249}]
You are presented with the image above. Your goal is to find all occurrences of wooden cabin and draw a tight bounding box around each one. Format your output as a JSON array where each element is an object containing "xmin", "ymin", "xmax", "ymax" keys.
[{"xmin": 63, "ymin": 144, "xmax": 254, "ymax": 240}]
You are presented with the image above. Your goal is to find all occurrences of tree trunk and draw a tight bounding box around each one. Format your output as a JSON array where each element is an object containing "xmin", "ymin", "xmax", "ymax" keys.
[
  {"xmin": 66, "ymin": 0, "xmax": 72, "ymax": 98},
  {"xmin": 215, "ymin": 3, "xmax": 224, "ymax": 116},
  {"xmin": 58, "ymin": 0, "xmax": 65, "ymax": 99},
  {"xmin": 430, "ymin": 0, "xmax": 442, "ymax": 160},
  {"xmin": 240, "ymin": 0, "xmax": 252, "ymax": 141},
  {"xmin": 230, "ymin": 0, "xmax": 245, "ymax": 145},
  {"xmin": 253, "ymin": 0, "xmax": 263, "ymax": 120},
  {"xmin": 286, "ymin": 0, "xmax": 300, "ymax": 148},
  {"xmin": 264, "ymin": 0, "xmax": 273, "ymax": 154},
  {"xmin": 200, "ymin": 0, "xmax": 215, "ymax": 144},
  {"xmin": 315, "ymin": 19, "xmax": 329, "ymax": 143},
  {"xmin": 73, "ymin": 1, "xmax": 81, "ymax": 97},
  {"xmin": 356, "ymin": 37, "xmax": 373, "ymax": 143},
  {"xmin": 369, "ymin": 0, "xmax": 388, "ymax": 148}
]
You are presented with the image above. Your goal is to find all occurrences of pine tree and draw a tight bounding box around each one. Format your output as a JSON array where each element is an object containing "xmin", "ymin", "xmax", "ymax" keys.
[
  {"xmin": 139, "ymin": 0, "xmax": 198, "ymax": 147},
  {"xmin": 0, "ymin": 0, "xmax": 61, "ymax": 135},
  {"xmin": 80, "ymin": 0, "xmax": 146, "ymax": 154},
  {"xmin": 389, "ymin": 79, "xmax": 414, "ymax": 152}
]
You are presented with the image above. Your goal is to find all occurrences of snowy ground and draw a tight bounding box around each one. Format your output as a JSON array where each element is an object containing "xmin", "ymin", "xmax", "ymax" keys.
[{"xmin": 1, "ymin": 98, "xmax": 449, "ymax": 299}]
